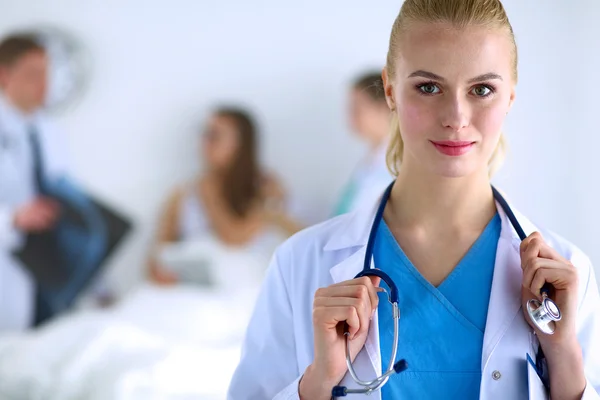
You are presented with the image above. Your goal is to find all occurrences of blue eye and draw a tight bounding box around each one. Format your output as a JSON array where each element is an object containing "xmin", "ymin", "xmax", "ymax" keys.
[{"xmin": 417, "ymin": 83, "xmax": 440, "ymax": 94}]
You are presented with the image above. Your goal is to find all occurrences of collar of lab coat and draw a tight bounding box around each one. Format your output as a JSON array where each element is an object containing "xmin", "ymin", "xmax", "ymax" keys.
[{"xmin": 325, "ymin": 187, "xmax": 539, "ymax": 384}]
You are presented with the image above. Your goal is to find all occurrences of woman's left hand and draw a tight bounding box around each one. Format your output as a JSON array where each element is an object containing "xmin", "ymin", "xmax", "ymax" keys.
[
  {"xmin": 520, "ymin": 234, "xmax": 588, "ymax": 400},
  {"xmin": 520, "ymin": 231, "xmax": 580, "ymax": 345}
]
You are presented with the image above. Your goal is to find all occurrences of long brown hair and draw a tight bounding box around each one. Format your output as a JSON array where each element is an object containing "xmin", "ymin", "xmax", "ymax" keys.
[{"xmin": 215, "ymin": 107, "xmax": 261, "ymax": 219}]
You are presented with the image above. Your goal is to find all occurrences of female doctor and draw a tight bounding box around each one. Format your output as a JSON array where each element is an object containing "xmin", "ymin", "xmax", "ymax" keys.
[{"xmin": 227, "ymin": 0, "xmax": 600, "ymax": 399}]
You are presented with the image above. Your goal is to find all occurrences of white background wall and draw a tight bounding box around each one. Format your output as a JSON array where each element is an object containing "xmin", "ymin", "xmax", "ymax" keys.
[
  {"xmin": 0, "ymin": 0, "xmax": 598, "ymax": 293},
  {"xmin": 572, "ymin": 0, "xmax": 600, "ymax": 277}
]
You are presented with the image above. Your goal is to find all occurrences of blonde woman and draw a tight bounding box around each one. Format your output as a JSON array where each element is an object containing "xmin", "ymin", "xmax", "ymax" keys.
[{"xmin": 227, "ymin": 1, "xmax": 600, "ymax": 399}]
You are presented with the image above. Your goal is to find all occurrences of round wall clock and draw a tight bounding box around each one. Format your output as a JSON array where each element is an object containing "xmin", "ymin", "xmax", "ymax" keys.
[{"xmin": 31, "ymin": 25, "xmax": 92, "ymax": 113}]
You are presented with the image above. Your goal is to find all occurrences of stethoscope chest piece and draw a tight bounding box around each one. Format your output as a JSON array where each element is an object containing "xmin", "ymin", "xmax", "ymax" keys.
[{"xmin": 526, "ymin": 293, "xmax": 561, "ymax": 335}]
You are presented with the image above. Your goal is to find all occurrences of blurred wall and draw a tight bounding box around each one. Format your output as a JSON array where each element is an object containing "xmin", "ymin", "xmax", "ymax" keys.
[
  {"xmin": 571, "ymin": 0, "xmax": 600, "ymax": 274},
  {"xmin": 0, "ymin": 0, "xmax": 598, "ymax": 293}
]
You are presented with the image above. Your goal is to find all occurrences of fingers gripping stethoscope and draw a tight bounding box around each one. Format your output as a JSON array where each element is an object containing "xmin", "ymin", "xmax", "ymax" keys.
[
  {"xmin": 332, "ymin": 182, "xmax": 561, "ymax": 397},
  {"xmin": 493, "ymin": 186, "xmax": 562, "ymax": 334},
  {"xmin": 332, "ymin": 269, "xmax": 407, "ymax": 397}
]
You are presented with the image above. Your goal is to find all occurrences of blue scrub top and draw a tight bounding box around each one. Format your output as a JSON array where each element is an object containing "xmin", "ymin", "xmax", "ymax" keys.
[{"xmin": 375, "ymin": 213, "xmax": 501, "ymax": 399}]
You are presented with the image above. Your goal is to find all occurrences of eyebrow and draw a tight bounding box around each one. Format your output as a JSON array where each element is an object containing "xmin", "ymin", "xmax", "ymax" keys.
[{"xmin": 408, "ymin": 70, "xmax": 503, "ymax": 83}]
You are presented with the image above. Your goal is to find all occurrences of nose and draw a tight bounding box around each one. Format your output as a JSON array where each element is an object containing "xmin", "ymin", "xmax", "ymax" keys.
[{"xmin": 441, "ymin": 96, "xmax": 470, "ymax": 132}]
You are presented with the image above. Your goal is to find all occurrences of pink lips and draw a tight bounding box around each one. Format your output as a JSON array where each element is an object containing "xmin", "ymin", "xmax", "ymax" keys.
[{"xmin": 431, "ymin": 140, "xmax": 475, "ymax": 156}]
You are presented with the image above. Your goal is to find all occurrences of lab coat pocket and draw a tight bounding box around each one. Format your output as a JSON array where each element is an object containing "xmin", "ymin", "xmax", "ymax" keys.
[
  {"xmin": 527, "ymin": 353, "xmax": 549, "ymax": 400},
  {"xmin": 528, "ymin": 332, "xmax": 539, "ymax": 361}
]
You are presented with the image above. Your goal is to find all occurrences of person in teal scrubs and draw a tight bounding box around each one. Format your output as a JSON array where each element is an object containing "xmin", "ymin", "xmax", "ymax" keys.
[{"xmin": 332, "ymin": 72, "xmax": 393, "ymax": 216}]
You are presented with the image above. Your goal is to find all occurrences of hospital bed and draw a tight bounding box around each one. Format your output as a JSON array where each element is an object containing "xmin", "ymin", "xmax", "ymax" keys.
[{"xmin": 0, "ymin": 234, "xmax": 282, "ymax": 400}]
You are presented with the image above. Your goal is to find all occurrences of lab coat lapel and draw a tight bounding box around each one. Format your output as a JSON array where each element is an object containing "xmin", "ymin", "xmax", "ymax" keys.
[
  {"xmin": 327, "ymin": 200, "xmax": 383, "ymax": 398},
  {"xmin": 329, "ymin": 243, "xmax": 366, "ymax": 284},
  {"xmin": 330, "ymin": 247, "xmax": 382, "ymax": 399},
  {"xmin": 481, "ymin": 199, "xmax": 536, "ymax": 369}
]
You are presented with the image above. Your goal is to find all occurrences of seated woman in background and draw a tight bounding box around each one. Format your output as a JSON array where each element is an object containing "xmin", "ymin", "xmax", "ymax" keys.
[
  {"xmin": 149, "ymin": 107, "xmax": 302, "ymax": 285},
  {"xmin": 332, "ymin": 71, "xmax": 394, "ymax": 216}
]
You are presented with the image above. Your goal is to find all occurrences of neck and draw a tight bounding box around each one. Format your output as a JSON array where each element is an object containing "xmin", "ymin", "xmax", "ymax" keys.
[{"xmin": 388, "ymin": 163, "xmax": 496, "ymax": 233}]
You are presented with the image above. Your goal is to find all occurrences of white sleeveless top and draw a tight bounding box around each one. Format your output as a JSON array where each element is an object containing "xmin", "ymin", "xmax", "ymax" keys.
[
  {"xmin": 177, "ymin": 184, "xmax": 210, "ymax": 241},
  {"xmin": 176, "ymin": 184, "xmax": 284, "ymax": 250},
  {"xmin": 161, "ymin": 184, "xmax": 287, "ymax": 290}
]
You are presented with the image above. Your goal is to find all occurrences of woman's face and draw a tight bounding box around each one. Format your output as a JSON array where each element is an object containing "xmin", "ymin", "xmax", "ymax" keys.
[
  {"xmin": 384, "ymin": 22, "xmax": 516, "ymax": 178},
  {"xmin": 201, "ymin": 114, "xmax": 240, "ymax": 171}
]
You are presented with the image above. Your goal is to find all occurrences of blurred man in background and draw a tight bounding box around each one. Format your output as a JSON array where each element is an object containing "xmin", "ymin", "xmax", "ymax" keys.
[{"xmin": 0, "ymin": 33, "xmax": 69, "ymax": 331}]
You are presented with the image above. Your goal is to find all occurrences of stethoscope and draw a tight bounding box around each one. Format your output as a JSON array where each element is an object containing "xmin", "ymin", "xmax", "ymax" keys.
[{"xmin": 332, "ymin": 181, "xmax": 559, "ymax": 397}]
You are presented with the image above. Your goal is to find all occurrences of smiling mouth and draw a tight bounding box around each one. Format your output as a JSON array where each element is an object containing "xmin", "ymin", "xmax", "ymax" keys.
[{"xmin": 430, "ymin": 140, "xmax": 476, "ymax": 156}]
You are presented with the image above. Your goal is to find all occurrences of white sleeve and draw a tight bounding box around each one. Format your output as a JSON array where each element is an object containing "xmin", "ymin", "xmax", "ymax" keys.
[
  {"xmin": 583, "ymin": 382, "xmax": 600, "ymax": 400},
  {"xmin": 227, "ymin": 244, "xmax": 303, "ymax": 400},
  {"xmin": 578, "ymin": 258, "xmax": 600, "ymax": 399},
  {"xmin": 0, "ymin": 205, "xmax": 21, "ymax": 251}
]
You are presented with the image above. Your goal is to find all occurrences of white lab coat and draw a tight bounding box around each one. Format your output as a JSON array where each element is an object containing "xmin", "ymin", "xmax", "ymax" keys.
[
  {"xmin": 228, "ymin": 192, "xmax": 600, "ymax": 399},
  {"xmin": 0, "ymin": 94, "xmax": 69, "ymax": 331}
]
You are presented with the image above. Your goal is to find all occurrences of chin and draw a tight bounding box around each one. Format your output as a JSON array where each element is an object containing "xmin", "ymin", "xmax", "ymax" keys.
[{"xmin": 430, "ymin": 160, "xmax": 481, "ymax": 178}]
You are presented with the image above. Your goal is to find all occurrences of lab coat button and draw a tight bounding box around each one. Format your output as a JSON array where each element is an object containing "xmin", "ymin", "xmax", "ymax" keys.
[{"xmin": 492, "ymin": 370, "xmax": 502, "ymax": 380}]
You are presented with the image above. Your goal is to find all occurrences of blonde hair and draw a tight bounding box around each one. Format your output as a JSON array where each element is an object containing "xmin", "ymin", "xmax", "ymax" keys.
[{"xmin": 385, "ymin": 0, "xmax": 517, "ymax": 177}]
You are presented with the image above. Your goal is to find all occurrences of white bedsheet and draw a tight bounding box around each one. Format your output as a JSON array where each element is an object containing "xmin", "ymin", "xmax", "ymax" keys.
[{"xmin": 0, "ymin": 283, "xmax": 259, "ymax": 400}]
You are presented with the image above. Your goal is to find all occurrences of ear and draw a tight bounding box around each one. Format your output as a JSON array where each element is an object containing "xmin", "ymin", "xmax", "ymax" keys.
[
  {"xmin": 507, "ymin": 86, "xmax": 516, "ymax": 113},
  {"xmin": 382, "ymin": 68, "xmax": 396, "ymax": 111}
]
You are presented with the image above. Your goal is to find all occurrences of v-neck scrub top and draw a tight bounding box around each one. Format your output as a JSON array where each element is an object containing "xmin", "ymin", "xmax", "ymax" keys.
[{"xmin": 375, "ymin": 213, "xmax": 501, "ymax": 399}]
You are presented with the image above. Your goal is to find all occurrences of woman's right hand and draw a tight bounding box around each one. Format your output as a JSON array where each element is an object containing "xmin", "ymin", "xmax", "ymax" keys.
[{"xmin": 299, "ymin": 276, "xmax": 381, "ymax": 400}]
